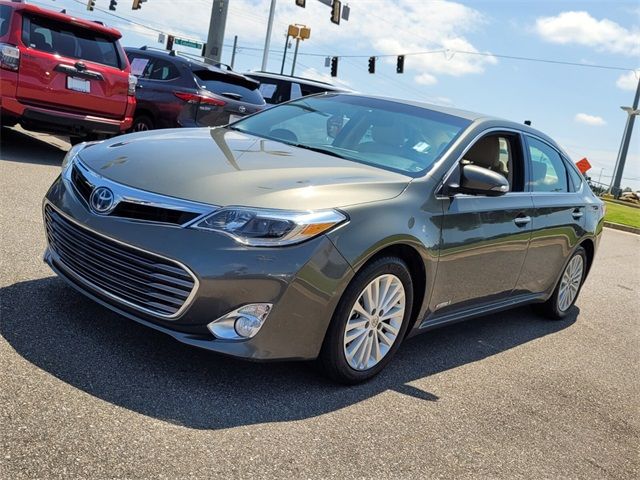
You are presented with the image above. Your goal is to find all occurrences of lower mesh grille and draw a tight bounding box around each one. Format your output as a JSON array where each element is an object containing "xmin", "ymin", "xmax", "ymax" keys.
[{"xmin": 45, "ymin": 205, "xmax": 197, "ymax": 318}]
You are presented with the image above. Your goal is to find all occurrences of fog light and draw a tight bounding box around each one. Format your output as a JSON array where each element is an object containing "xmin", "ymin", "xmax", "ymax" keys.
[
  {"xmin": 207, "ymin": 303, "xmax": 272, "ymax": 340},
  {"xmin": 235, "ymin": 316, "xmax": 261, "ymax": 338}
]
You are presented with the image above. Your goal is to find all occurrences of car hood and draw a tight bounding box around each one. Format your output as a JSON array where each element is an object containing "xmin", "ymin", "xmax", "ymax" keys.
[{"xmin": 77, "ymin": 128, "xmax": 412, "ymax": 210}]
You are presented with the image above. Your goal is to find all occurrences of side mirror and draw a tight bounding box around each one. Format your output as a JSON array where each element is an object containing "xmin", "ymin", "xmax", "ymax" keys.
[{"xmin": 445, "ymin": 164, "xmax": 509, "ymax": 197}]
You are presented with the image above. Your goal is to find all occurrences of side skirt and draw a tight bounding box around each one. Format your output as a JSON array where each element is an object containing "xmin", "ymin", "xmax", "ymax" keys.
[{"xmin": 417, "ymin": 292, "xmax": 546, "ymax": 332}]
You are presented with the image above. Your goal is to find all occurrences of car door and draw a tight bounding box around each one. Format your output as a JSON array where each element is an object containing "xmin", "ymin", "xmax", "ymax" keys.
[
  {"xmin": 515, "ymin": 135, "xmax": 586, "ymax": 295},
  {"xmin": 132, "ymin": 57, "xmax": 183, "ymax": 128},
  {"xmin": 430, "ymin": 131, "xmax": 535, "ymax": 315}
]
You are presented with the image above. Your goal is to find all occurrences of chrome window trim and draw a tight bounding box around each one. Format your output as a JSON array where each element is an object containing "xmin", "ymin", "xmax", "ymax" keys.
[
  {"xmin": 64, "ymin": 157, "xmax": 216, "ymax": 227},
  {"xmin": 44, "ymin": 201, "xmax": 200, "ymax": 321}
]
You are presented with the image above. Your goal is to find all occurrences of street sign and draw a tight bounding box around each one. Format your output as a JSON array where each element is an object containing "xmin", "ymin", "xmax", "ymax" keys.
[
  {"xmin": 576, "ymin": 157, "xmax": 592, "ymax": 174},
  {"xmin": 174, "ymin": 38, "xmax": 204, "ymax": 49}
]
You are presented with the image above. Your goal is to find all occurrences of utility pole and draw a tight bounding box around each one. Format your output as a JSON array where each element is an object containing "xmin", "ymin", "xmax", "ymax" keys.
[
  {"xmin": 261, "ymin": 0, "xmax": 277, "ymax": 71},
  {"xmin": 610, "ymin": 74, "xmax": 640, "ymax": 197},
  {"xmin": 204, "ymin": 0, "xmax": 228, "ymax": 63}
]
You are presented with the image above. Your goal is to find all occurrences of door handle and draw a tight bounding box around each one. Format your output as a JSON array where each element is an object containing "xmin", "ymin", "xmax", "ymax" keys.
[
  {"xmin": 572, "ymin": 209, "xmax": 584, "ymax": 219},
  {"xmin": 514, "ymin": 215, "xmax": 531, "ymax": 226}
]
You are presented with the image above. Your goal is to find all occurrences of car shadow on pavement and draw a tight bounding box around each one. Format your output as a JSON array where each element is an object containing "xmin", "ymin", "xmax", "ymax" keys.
[
  {"xmin": 0, "ymin": 127, "xmax": 68, "ymax": 165},
  {"xmin": 1, "ymin": 276, "xmax": 577, "ymax": 430}
]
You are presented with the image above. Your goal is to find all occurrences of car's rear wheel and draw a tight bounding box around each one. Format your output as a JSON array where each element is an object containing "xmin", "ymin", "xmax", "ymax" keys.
[
  {"xmin": 132, "ymin": 114, "xmax": 154, "ymax": 132},
  {"xmin": 536, "ymin": 246, "xmax": 586, "ymax": 320},
  {"xmin": 319, "ymin": 257, "xmax": 413, "ymax": 384}
]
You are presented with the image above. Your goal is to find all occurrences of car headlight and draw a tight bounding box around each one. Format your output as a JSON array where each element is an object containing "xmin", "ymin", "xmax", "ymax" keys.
[
  {"xmin": 61, "ymin": 141, "xmax": 100, "ymax": 173},
  {"xmin": 190, "ymin": 207, "xmax": 347, "ymax": 246}
]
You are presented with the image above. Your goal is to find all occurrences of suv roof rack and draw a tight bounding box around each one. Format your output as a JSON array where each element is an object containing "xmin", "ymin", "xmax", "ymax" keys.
[{"xmin": 139, "ymin": 45, "xmax": 177, "ymax": 56}]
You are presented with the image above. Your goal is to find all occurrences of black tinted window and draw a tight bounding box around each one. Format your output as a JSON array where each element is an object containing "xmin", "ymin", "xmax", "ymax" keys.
[
  {"xmin": 24, "ymin": 15, "xmax": 121, "ymax": 69},
  {"xmin": 147, "ymin": 59, "xmax": 180, "ymax": 80},
  {"xmin": 194, "ymin": 70, "xmax": 264, "ymax": 105},
  {"xmin": 0, "ymin": 5, "xmax": 11, "ymax": 37}
]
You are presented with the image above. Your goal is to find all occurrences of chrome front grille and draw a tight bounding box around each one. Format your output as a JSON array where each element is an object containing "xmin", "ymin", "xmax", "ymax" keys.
[
  {"xmin": 69, "ymin": 163, "xmax": 204, "ymax": 226},
  {"xmin": 44, "ymin": 205, "xmax": 197, "ymax": 318}
]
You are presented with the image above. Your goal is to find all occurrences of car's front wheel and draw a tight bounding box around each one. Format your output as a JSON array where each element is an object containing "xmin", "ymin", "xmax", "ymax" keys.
[
  {"xmin": 319, "ymin": 257, "xmax": 413, "ymax": 384},
  {"xmin": 537, "ymin": 246, "xmax": 587, "ymax": 320}
]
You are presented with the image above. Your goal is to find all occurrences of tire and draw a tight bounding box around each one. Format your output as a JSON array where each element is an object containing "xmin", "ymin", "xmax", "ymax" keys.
[
  {"xmin": 131, "ymin": 114, "xmax": 154, "ymax": 133},
  {"xmin": 536, "ymin": 246, "xmax": 587, "ymax": 320},
  {"xmin": 319, "ymin": 256, "xmax": 414, "ymax": 384}
]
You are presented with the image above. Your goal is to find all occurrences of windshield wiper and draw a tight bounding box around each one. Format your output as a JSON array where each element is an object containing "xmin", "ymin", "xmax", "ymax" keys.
[{"xmin": 287, "ymin": 143, "xmax": 347, "ymax": 159}]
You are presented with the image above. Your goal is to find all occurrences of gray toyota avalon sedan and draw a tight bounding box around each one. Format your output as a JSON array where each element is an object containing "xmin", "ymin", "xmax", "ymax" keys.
[{"xmin": 43, "ymin": 93, "xmax": 604, "ymax": 383}]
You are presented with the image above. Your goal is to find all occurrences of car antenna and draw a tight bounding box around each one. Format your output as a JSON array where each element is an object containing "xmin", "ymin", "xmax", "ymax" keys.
[{"xmin": 524, "ymin": 120, "xmax": 532, "ymax": 126}]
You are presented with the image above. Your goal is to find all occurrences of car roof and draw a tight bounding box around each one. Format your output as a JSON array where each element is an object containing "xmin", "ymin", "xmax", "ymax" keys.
[
  {"xmin": 246, "ymin": 71, "xmax": 347, "ymax": 90},
  {"xmin": 124, "ymin": 46, "xmax": 260, "ymax": 87},
  {"xmin": 3, "ymin": 0, "xmax": 122, "ymax": 39}
]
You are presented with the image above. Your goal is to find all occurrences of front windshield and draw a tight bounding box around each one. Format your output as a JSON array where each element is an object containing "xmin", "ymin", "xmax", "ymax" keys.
[{"xmin": 230, "ymin": 94, "xmax": 471, "ymax": 176}]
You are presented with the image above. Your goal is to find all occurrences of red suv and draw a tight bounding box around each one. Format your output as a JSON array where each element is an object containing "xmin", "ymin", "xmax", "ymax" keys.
[{"xmin": 0, "ymin": 1, "xmax": 135, "ymax": 141}]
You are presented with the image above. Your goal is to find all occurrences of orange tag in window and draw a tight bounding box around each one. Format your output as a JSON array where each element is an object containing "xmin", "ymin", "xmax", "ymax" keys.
[{"xmin": 576, "ymin": 157, "xmax": 592, "ymax": 174}]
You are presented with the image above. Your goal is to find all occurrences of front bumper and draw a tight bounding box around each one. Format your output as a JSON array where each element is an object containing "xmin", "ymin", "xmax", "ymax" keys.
[{"xmin": 43, "ymin": 176, "xmax": 354, "ymax": 361}]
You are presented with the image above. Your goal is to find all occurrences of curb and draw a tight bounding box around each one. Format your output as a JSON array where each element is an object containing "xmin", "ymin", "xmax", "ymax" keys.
[{"xmin": 604, "ymin": 222, "xmax": 640, "ymax": 235}]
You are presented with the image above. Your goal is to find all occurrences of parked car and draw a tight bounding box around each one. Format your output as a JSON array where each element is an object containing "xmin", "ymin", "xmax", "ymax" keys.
[
  {"xmin": 245, "ymin": 71, "xmax": 347, "ymax": 105},
  {"xmin": 124, "ymin": 47, "xmax": 265, "ymax": 131},
  {"xmin": 0, "ymin": 1, "xmax": 135, "ymax": 141},
  {"xmin": 42, "ymin": 93, "xmax": 604, "ymax": 383}
]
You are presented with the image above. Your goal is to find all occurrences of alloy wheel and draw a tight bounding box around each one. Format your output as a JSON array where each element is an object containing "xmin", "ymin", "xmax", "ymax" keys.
[
  {"xmin": 343, "ymin": 274, "xmax": 406, "ymax": 371},
  {"xmin": 132, "ymin": 122, "xmax": 149, "ymax": 132},
  {"xmin": 557, "ymin": 255, "xmax": 584, "ymax": 312}
]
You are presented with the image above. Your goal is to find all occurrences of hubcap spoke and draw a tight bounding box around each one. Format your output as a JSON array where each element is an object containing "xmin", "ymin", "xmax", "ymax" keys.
[{"xmin": 343, "ymin": 274, "xmax": 406, "ymax": 371}]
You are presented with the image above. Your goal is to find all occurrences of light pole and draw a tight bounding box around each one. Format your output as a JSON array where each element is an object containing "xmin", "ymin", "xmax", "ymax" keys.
[
  {"xmin": 610, "ymin": 74, "xmax": 640, "ymax": 197},
  {"xmin": 290, "ymin": 25, "xmax": 310, "ymax": 76},
  {"xmin": 261, "ymin": 0, "xmax": 277, "ymax": 71}
]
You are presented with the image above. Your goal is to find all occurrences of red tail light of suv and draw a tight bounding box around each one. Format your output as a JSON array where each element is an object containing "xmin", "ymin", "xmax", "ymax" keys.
[{"xmin": 0, "ymin": 1, "xmax": 136, "ymax": 141}]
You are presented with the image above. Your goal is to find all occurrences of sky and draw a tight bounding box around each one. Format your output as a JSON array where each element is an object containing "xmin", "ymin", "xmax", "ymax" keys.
[{"xmin": 36, "ymin": 0, "xmax": 640, "ymax": 190}]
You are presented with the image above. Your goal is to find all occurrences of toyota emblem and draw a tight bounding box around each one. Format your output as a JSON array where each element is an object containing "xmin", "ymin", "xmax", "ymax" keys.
[
  {"xmin": 89, "ymin": 187, "xmax": 115, "ymax": 214},
  {"xmin": 238, "ymin": 105, "xmax": 246, "ymax": 113}
]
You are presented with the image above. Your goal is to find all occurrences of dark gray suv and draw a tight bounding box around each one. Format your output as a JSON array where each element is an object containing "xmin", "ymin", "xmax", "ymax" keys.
[{"xmin": 43, "ymin": 93, "xmax": 604, "ymax": 383}]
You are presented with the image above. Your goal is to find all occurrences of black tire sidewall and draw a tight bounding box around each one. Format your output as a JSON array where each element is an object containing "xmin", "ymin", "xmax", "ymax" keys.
[
  {"xmin": 132, "ymin": 115, "xmax": 153, "ymax": 132},
  {"xmin": 320, "ymin": 256, "xmax": 414, "ymax": 384}
]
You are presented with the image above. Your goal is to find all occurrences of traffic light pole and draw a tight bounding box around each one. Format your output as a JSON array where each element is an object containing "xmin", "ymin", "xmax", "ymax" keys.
[
  {"xmin": 203, "ymin": 0, "xmax": 228, "ymax": 63},
  {"xmin": 290, "ymin": 37, "xmax": 301, "ymax": 76},
  {"xmin": 280, "ymin": 33, "xmax": 290, "ymax": 75},
  {"xmin": 610, "ymin": 75, "xmax": 640, "ymax": 197}
]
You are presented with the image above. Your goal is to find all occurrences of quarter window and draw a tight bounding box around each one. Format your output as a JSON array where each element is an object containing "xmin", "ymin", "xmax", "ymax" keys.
[{"xmin": 527, "ymin": 137, "xmax": 568, "ymax": 193}]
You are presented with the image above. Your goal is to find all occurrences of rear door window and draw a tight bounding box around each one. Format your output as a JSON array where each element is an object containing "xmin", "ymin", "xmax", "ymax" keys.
[
  {"xmin": 23, "ymin": 15, "xmax": 122, "ymax": 69},
  {"xmin": 194, "ymin": 69, "xmax": 265, "ymax": 105},
  {"xmin": 146, "ymin": 59, "xmax": 180, "ymax": 81},
  {"xmin": 0, "ymin": 5, "xmax": 12, "ymax": 39},
  {"xmin": 526, "ymin": 136, "xmax": 569, "ymax": 193}
]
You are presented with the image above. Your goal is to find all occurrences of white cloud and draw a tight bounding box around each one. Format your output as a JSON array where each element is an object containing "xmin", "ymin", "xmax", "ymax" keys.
[
  {"xmin": 92, "ymin": 0, "xmax": 496, "ymax": 87},
  {"xmin": 298, "ymin": 67, "xmax": 352, "ymax": 89},
  {"xmin": 616, "ymin": 70, "xmax": 639, "ymax": 91},
  {"xmin": 574, "ymin": 113, "xmax": 606, "ymax": 126},
  {"xmin": 535, "ymin": 11, "xmax": 640, "ymax": 56}
]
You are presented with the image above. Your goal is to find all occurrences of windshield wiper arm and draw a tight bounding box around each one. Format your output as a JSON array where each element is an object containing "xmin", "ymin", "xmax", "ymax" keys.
[{"xmin": 288, "ymin": 143, "xmax": 347, "ymax": 159}]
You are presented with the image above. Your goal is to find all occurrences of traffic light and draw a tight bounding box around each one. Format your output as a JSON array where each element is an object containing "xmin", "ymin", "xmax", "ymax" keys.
[
  {"xmin": 109, "ymin": 0, "xmax": 118, "ymax": 10},
  {"xmin": 330, "ymin": 0, "xmax": 341, "ymax": 25},
  {"xmin": 330, "ymin": 56, "xmax": 338, "ymax": 77},
  {"xmin": 86, "ymin": 0, "xmax": 95, "ymax": 11},
  {"xmin": 132, "ymin": 0, "xmax": 146, "ymax": 10},
  {"xmin": 396, "ymin": 55, "xmax": 405, "ymax": 74},
  {"xmin": 166, "ymin": 35, "xmax": 174, "ymax": 50},
  {"xmin": 295, "ymin": 0, "xmax": 306, "ymax": 7},
  {"xmin": 368, "ymin": 56, "xmax": 375, "ymax": 74}
]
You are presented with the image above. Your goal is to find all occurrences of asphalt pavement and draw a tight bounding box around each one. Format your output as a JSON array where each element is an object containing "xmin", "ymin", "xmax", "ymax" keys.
[{"xmin": 1, "ymin": 126, "xmax": 638, "ymax": 479}]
